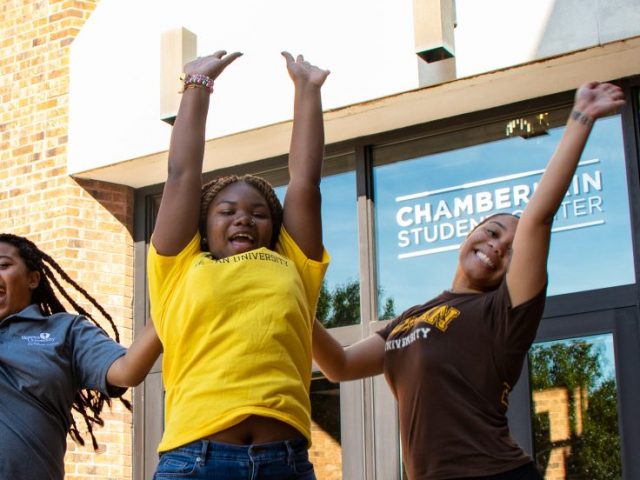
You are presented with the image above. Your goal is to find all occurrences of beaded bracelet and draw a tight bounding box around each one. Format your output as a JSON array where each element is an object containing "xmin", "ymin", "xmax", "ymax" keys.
[{"xmin": 181, "ymin": 73, "xmax": 214, "ymax": 94}]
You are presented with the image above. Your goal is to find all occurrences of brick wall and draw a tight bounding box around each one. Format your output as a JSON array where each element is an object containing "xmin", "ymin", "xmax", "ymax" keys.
[
  {"xmin": 0, "ymin": 1, "xmax": 134, "ymax": 479},
  {"xmin": 309, "ymin": 386, "xmax": 343, "ymax": 479},
  {"xmin": 533, "ymin": 387, "xmax": 570, "ymax": 480},
  {"xmin": 310, "ymin": 420, "xmax": 343, "ymax": 480},
  {"xmin": 533, "ymin": 386, "xmax": 588, "ymax": 480}
]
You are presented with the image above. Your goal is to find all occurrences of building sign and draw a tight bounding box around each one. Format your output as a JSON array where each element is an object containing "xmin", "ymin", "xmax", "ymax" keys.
[
  {"xmin": 374, "ymin": 115, "xmax": 634, "ymax": 311},
  {"xmin": 394, "ymin": 159, "xmax": 604, "ymax": 259}
]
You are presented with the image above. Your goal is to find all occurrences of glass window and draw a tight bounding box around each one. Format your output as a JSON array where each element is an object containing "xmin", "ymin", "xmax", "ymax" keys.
[
  {"xmin": 309, "ymin": 377, "xmax": 342, "ymax": 479},
  {"xmin": 275, "ymin": 152, "xmax": 361, "ymax": 327},
  {"xmin": 529, "ymin": 334, "xmax": 621, "ymax": 479},
  {"xmin": 373, "ymin": 110, "xmax": 634, "ymax": 314}
]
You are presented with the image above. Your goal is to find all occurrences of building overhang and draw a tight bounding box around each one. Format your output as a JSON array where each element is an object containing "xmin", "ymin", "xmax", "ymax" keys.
[{"xmin": 73, "ymin": 36, "xmax": 640, "ymax": 189}]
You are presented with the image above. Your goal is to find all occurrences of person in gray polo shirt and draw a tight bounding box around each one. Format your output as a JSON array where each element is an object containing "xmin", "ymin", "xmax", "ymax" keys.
[{"xmin": 0, "ymin": 233, "xmax": 161, "ymax": 479}]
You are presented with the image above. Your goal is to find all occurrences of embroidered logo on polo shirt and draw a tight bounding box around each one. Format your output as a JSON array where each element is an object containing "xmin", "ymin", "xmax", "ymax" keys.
[{"xmin": 21, "ymin": 332, "xmax": 55, "ymax": 345}]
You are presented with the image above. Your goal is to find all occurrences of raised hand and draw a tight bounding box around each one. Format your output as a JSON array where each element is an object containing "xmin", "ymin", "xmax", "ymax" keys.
[
  {"xmin": 154, "ymin": 50, "xmax": 243, "ymax": 257},
  {"xmin": 574, "ymin": 81, "xmax": 626, "ymax": 121},
  {"xmin": 281, "ymin": 51, "xmax": 330, "ymax": 88},
  {"xmin": 183, "ymin": 50, "xmax": 243, "ymax": 81}
]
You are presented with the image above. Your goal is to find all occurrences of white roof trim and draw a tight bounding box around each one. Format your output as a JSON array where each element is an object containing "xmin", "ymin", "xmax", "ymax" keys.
[{"xmin": 72, "ymin": 37, "xmax": 640, "ymax": 188}]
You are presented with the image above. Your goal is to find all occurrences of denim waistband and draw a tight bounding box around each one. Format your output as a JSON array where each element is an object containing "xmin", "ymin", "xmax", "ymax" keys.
[{"xmin": 163, "ymin": 438, "xmax": 309, "ymax": 462}]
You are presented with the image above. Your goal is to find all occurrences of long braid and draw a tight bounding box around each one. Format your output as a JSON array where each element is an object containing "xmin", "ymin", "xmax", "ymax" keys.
[
  {"xmin": 39, "ymin": 253, "xmax": 119, "ymax": 341},
  {"xmin": 200, "ymin": 174, "xmax": 283, "ymax": 249},
  {"xmin": 0, "ymin": 233, "xmax": 131, "ymax": 449}
]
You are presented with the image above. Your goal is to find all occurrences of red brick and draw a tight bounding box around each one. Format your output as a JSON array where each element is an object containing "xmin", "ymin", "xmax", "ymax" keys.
[{"xmin": 1, "ymin": 2, "xmax": 133, "ymax": 478}]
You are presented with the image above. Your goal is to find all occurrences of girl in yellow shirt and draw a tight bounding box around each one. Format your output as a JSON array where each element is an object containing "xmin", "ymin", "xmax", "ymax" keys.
[{"xmin": 148, "ymin": 51, "xmax": 330, "ymax": 480}]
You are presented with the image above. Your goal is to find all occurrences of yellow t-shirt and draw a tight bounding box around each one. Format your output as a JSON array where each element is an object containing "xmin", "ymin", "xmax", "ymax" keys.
[{"xmin": 147, "ymin": 227, "xmax": 329, "ymax": 452}]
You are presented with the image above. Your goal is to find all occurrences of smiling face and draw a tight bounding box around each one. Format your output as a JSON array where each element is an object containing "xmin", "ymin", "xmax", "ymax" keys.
[
  {"xmin": 453, "ymin": 214, "xmax": 519, "ymax": 293},
  {"xmin": 205, "ymin": 181, "xmax": 274, "ymax": 259},
  {"xmin": 0, "ymin": 242, "xmax": 40, "ymax": 321}
]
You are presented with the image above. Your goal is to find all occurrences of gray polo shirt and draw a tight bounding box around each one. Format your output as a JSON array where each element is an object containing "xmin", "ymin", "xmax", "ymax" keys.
[{"xmin": 0, "ymin": 305, "xmax": 127, "ymax": 480}]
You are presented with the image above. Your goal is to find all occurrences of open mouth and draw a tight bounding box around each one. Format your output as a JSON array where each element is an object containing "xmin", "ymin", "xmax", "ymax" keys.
[
  {"xmin": 475, "ymin": 250, "xmax": 496, "ymax": 269},
  {"xmin": 229, "ymin": 232, "xmax": 255, "ymax": 247}
]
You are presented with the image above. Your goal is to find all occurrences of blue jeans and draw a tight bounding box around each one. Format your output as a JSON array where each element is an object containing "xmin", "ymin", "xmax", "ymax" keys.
[{"xmin": 153, "ymin": 438, "xmax": 316, "ymax": 479}]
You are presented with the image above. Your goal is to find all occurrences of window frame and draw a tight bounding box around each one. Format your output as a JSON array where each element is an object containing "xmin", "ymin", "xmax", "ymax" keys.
[{"xmin": 133, "ymin": 76, "xmax": 640, "ymax": 480}]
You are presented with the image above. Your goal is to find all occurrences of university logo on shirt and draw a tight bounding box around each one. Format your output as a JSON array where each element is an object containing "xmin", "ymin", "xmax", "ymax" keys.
[
  {"xmin": 389, "ymin": 304, "xmax": 460, "ymax": 338},
  {"xmin": 385, "ymin": 305, "xmax": 460, "ymax": 351},
  {"xmin": 21, "ymin": 332, "xmax": 56, "ymax": 345}
]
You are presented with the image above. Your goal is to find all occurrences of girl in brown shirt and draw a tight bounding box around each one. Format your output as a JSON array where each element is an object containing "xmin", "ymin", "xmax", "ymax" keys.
[{"xmin": 312, "ymin": 81, "xmax": 625, "ymax": 480}]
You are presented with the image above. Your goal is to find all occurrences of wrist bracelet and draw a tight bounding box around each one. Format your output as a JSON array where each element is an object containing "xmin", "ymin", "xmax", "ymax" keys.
[
  {"xmin": 181, "ymin": 73, "xmax": 214, "ymax": 94},
  {"xmin": 570, "ymin": 109, "xmax": 593, "ymax": 126}
]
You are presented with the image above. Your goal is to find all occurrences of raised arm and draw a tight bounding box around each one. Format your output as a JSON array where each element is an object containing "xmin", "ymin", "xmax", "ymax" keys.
[
  {"xmin": 281, "ymin": 52, "xmax": 330, "ymax": 260},
  {"xmin": 107, "ymin": 322, "xmax": 163, "ymax": 388},
  {"xmin": 312, "ymin": 319, "xmax": 385, "ymax": 382},
  {"xmin": 507, "ymin": 82, "xmax": 625, "ymax": 306},
  {"xmin": 152, "ymin": 51, "xmax": 243, "ymax": 255}
]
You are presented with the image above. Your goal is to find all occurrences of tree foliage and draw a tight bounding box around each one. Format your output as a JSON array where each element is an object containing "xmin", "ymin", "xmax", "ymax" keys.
[
  {"xmin": 529, "ymin": 340, "xmax": 621, "ymax": 479},
  {"xmin": 316, "ymin": 280, "xmax": 396, "ymax": 328}
]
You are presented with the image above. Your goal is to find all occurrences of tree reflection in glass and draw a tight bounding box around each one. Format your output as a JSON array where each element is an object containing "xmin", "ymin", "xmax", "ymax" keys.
[{"xmin": 529, "ymin": 334, "xmax": 621, "ymax": 479}]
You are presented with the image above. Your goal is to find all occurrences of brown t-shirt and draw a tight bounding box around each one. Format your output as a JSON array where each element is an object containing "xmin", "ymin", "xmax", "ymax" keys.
[{"xmin": 377, "ymin": 280, "xmax": 546, "ymax": 480}]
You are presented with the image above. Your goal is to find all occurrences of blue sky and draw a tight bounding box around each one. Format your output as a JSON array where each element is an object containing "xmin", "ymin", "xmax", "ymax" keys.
[
  {"xmin": 374, "ymin": 115, "xmax": 635, "ymax": 312},
  {"xmin": 531, "ymin": 333, "xmax": 617, "ymax": 389},
  {"xmin": 277, "ymin": 115, "xmax": 635, "ymax": 318},
  {"xmin": 276, "ymin": 171, "xmax": 360, "ymax": 293}
]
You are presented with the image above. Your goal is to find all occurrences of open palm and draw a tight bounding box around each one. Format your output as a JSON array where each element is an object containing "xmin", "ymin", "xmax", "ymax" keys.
[
  {"xmin": 183, "ymin": 50, "xmax": 243, "ymax": 81},
  {"xmin": 282, "ymin": 51, "xmax": 330, "ymax": 88}
]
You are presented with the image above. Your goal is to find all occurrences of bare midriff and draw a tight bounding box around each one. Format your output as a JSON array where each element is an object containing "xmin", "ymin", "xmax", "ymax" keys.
[{"xmin": 203, "ymin": 415, "xmax": 305, "ymax": 445}]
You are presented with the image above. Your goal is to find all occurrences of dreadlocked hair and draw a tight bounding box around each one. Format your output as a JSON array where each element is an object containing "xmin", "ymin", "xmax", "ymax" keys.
[
  {"xmin": 0, "ymin": 233, "xmax": 131, "ymax": 450},
  {"xmin": 200, "ymin": 174, "xmax": 283, "ymax": 249}
]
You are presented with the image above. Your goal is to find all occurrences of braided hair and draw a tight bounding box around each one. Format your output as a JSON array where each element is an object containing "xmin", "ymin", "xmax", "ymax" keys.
[
  {"xmin": 200, "ymin": 174, "xmax": 283, "ymax": 250},
  {"xmin": 0, "ymin": 233, "xmax": 131, "ymax": 450}
]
